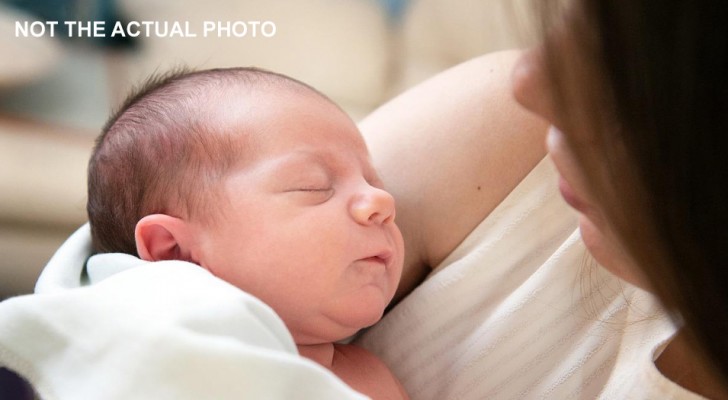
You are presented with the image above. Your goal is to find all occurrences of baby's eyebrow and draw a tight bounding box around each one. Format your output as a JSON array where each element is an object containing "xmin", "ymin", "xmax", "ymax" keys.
[
  {"xmin": 266, "ymin": 148, "xmax": 371, "ymax": 181},
  {"xmin": 265, "ymin": 151, "xmax": 333, "ymax": 177},
  {"xmin": 279, "ymin": 150, "xmax": 327, "ymax": 167}
]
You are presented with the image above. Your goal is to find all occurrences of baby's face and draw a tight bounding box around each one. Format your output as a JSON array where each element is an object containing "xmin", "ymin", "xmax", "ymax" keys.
[{"xmin": 191, "ymin": 88, "xmax": 404, "ymax": 344}]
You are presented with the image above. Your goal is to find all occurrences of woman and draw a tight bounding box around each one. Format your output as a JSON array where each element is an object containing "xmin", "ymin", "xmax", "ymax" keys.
[
  {"xmin": 363, "ymin": 0, "xmax": 728, "ymax": 398},
  {"xmin": 517, "ymin": 0, "xmax": 728, "ymax": 397}
]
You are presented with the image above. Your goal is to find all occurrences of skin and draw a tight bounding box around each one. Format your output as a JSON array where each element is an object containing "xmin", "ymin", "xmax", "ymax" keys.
[
  {"xmin": 188, "ymin": 89, "xmax": 405, "ymax": 346},
  {"xmin": 360, "ymin": 50, "xmax": 548, "ymax": 301}
]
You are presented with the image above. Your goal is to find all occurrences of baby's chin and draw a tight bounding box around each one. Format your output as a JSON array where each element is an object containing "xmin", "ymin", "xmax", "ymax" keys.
[
  {"xmin": 343, "ymin": 291, "xmax": 391, "ymax": 329},
  {"xmin": 293, "ymin": 305, "xmax": 387, "ymax": 345}
]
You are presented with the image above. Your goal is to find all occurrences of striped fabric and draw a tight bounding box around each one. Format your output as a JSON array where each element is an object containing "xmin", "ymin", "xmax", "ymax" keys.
[{"xmin": 357, "ymin": 158, "xmax": 703, "ymax": 399}]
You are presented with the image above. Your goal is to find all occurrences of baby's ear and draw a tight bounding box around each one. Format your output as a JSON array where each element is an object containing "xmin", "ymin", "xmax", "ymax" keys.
[{"xmin": 135, "ymin": 214, "xmax": 193, "ymax": 262}]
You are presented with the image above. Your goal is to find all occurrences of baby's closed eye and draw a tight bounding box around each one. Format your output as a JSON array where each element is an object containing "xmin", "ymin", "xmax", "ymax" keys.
[
  {"xmin": 291, "ymin": 186, "xmax": 333, "ymax": 193},
  {"xmin": 284, "ymin": 184, "xmax": 335, "ymax": 203}
]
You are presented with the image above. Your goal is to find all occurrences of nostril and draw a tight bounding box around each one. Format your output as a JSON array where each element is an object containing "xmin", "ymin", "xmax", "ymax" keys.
[
  {"xmin": 380, "ymin": 210, "xmax": 395, "ymax": 224},
  {"xmin": 369, "ymin": 211, "xmax": 385, "ymax": 224}
]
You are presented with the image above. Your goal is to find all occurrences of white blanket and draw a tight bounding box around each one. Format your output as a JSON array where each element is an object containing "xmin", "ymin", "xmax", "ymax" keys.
[{"xmin": 0, "ymin": 226, "xmax": 366, "ymax": 400}]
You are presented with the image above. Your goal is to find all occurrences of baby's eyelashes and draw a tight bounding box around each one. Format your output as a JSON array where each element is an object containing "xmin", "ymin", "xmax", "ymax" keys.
[
  {"xmin": 293, "ymin": 187, "xmax": 333, "ymax": 192},
  {"xmin": 284, "ymin": 187, "xmax": 335, "ymax": 204}
]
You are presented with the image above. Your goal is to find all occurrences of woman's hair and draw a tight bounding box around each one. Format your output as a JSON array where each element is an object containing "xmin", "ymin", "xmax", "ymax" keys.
[
  {"xmin": 88, "ymin": 67, "xmax": 329, "ymax": 256},
  {"xmin": 537, "ymin": 0, "xmax": 728, "ymax": 381}
]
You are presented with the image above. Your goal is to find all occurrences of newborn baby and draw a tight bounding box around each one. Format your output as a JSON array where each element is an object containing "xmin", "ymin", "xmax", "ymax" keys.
[{"xmin": 87, "ymin": 67, "xmax": 408, "ymax": 399}]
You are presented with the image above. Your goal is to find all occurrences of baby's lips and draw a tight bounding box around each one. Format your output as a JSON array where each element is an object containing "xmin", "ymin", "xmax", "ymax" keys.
[{"xmin": 359, "ymin": 249, "xmax": 393, "ymax": 267}]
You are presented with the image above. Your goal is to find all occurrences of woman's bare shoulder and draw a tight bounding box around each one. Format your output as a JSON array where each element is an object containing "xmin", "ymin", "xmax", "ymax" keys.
[{"xmin": 362, "ymin": 50, "xmax": 548, "ymax": 299}]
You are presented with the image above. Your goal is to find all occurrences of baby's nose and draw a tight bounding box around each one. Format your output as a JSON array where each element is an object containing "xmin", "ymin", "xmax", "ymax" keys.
[{"xmin": 350, "ymin": 186, "xmax": 396, "ymax": 225}]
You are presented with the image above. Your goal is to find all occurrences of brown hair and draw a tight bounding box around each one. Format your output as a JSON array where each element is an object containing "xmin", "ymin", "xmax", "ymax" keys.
[
  {"xmin": 88, "ymin": 67, "xmax": 328, "ymax": 256},
  {"xmin": 537, "ymin": 0, "xmax": 728, "ymax": 382}
]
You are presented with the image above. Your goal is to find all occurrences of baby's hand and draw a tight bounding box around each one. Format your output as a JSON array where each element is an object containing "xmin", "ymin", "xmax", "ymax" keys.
[{"xmin": 330, "ymin": 343, "xmax": 409, "ymax": 400}]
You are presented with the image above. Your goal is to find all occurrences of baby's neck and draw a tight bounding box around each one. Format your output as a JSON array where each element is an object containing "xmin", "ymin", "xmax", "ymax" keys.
[{"xmin": 297, "ymin": 343, "xmax": 335, "ymax": 368}]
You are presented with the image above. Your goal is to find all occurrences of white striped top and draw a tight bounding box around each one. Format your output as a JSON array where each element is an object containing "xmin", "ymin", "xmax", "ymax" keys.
[{"xmin": 357, "ymin": 158, "xmax": 704, "ymax": 399}]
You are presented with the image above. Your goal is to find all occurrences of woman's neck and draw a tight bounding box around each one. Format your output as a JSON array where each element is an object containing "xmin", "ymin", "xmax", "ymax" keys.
[{"xmin": 656, "ymin": 332, "xmax": 728, "ymax": 399}]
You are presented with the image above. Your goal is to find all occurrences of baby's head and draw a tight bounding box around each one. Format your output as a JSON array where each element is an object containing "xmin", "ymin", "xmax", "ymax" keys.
[
  {"xmin": 89, "ymin": 67, "xmax": 404, "ymax": 344},
  {"xmin": 89, "ymin": 67, "xmax": 319, "ymax": 254}
]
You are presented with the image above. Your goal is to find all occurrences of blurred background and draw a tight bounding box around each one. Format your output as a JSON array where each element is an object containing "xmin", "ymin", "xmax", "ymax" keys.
[{"xmin": 0, "ymin": 0, "xmax": 534, "ymax": 299}]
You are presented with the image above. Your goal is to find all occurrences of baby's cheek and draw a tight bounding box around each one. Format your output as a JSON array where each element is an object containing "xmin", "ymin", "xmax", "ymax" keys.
[{"xmin": 387, "ymin": 263, "xmax": 403, "ymax": 299}]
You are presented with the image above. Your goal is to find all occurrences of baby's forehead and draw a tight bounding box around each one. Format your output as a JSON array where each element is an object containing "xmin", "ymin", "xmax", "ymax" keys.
[
  {"xmin": 205, "ymin": 82, "xmax": 339, "ymax": 125},
  {"xmin": 212, "ymin": 84, "xmax": 356, "ymax": 138},
  {"xmin": 189, "ymin": 75, "xmax": 365, "ymax": 166}
]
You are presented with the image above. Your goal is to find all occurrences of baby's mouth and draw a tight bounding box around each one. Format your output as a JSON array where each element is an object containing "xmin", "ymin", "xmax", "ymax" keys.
[
  {"xmin": 359, "ymin": 252, "xmax": 392, "ymax": 269},
  {"xmin": 359, "ymin": 250, "xmax": 392, "ymax": 268}
]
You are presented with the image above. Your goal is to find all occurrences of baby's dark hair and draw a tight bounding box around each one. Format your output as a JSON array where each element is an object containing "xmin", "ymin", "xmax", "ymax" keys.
[{"xmin": 88, "ymin": 66, "xmax": 328, "ymax": 256}]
